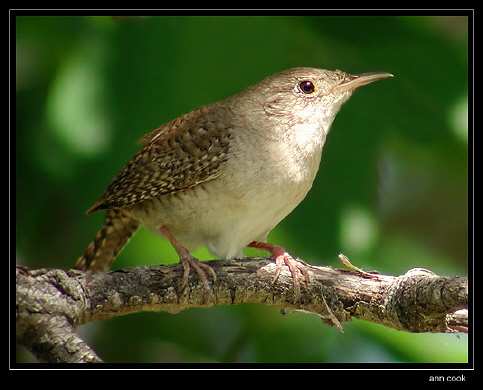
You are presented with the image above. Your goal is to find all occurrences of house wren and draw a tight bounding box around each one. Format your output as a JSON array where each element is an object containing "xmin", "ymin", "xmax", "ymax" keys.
[{"xmin": 74, "ymin": 67, "xmax": 392, "ymax": 300}]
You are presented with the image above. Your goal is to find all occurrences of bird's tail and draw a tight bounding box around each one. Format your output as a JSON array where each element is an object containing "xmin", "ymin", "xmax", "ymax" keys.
[{"xmin": 74, "ymin": 208, "xmax": 140, "ymax": 273}]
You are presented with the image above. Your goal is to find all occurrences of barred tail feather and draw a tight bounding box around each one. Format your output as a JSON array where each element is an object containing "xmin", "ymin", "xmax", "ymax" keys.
[{"xmin": 74, "ymin": 208, "xmax": 140, "ymax": 273}]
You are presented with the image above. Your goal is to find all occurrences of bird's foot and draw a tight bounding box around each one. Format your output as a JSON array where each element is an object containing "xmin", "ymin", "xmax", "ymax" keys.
[
  {"xmin": 248, "ymin": 241, "xmax": 311, "ymax": 303},
  {"xmin": 179, "ymin": 253, "xmax": 217, "ymax": 301},
  {"xmin": 160, "ymin": 226, "xmax": 217, "ymax": 302}
]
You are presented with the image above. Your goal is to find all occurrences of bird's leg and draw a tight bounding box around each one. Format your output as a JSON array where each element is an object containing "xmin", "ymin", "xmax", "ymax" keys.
[
  {"xmin": 160, "ymin": 226, "xmax": 217, "ymax": 301},
  {"xmin": 247, "ymin": 241, "xmax": 311, "ymax": 302}
]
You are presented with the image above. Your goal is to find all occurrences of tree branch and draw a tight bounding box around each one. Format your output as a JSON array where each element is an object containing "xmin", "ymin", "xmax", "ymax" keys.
[{"xmin": 16, "ymin": 257, "xmax": 468, "ymax": 363}]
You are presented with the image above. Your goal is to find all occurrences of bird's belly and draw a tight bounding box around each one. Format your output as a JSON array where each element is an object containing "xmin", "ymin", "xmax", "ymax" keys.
[{"xmin": 130, "ymin": 171, "xmax": 314, "ymax": 259}]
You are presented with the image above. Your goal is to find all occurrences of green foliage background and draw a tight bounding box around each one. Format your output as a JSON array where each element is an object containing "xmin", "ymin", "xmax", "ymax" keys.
[{"xmin": 16, "ymin": 14, "xmax": 469, "ymax": 363}]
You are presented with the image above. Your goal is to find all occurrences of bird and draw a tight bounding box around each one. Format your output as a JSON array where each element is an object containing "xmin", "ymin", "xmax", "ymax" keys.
[{"xmin": 74, "ymin": 67, "xmax": 392, "ymax": 301}]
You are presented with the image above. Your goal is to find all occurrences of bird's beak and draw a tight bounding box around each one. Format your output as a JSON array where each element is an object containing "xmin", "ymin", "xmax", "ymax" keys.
[{"xmin": 331, "ymin": 72, "xmax": 393, "ymax": 94}]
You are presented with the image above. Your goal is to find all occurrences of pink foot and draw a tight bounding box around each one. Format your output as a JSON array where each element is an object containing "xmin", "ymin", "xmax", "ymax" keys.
[
  {"xmin": 248, "ymin": 241, "xmax": 311, "ymax": 302},
  {"xmin": 161, "ymin": 226, "xmax": 216, "ymax": 301}
]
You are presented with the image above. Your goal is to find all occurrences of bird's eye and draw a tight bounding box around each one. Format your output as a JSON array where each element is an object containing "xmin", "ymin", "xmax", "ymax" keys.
[{"xmin": 299, "ymin": 80, "xmax": 316, "ymax": 94}]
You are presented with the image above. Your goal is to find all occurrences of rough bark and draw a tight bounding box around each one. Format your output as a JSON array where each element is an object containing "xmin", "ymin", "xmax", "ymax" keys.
[{"xmin": 16, "ymin": 257, "xmax": 468, "ymax": 363}]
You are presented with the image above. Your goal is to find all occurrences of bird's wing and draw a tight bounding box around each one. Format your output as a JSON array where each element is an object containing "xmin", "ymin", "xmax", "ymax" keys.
[{"xmin": 87, "ymin": 105, "xmax": 232, "ymax": 214}]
